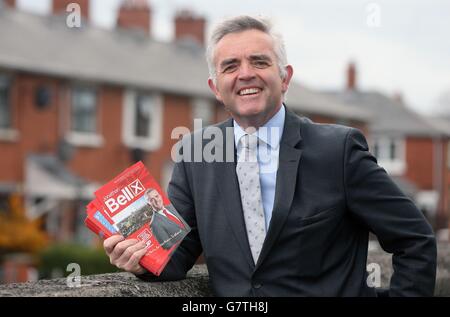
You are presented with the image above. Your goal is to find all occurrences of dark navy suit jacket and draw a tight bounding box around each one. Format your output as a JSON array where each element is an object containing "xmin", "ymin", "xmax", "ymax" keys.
[{"xmin": 138, "ymin": 108, "xmax": 437, "ymax": 297}]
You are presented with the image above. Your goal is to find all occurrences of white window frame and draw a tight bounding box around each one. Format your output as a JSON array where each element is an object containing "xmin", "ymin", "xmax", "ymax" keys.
[
  {"xmin": 192, "ymin": 97, "xmax": 213, "ymax": 128},
  {"xmin": 65, "ymin": 85, "xmax": 103, "ymax": 148},
  {"xmin": 371, "ymin": 136, "xmax": 406, "ymax": 175},
  {"xmin": 122, "ymin": 90, "xmax": 163, "ymax": 151},
  {"xmin": 0, "ymin": 74, "xmax": 18, "ymax": 142}
]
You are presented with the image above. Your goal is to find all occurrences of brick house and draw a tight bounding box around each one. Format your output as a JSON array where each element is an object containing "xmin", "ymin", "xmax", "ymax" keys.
[
  {"xmin": 326, "ymin": 63, "xmax": 450, "ymax": 232},
  {"xmin": 0, "ymin": 0, "xmax": 370, "ymax": 245},
  {"xmin": 427, "ymin": 117, "xmax": 450, "ymax": 238}
]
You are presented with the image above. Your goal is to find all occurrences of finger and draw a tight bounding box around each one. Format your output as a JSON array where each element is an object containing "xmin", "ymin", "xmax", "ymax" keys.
[
  {"xmin": 115, "ymin": 241, "xmax": 146, "ymax": 267},
  {"xmin": 103, "ymin": 235, "xmax": 125, "ymax": 255},
  {"xmin": 110, "ymin": 239, "xmax": 141, "ymax": 262},
  {"xmin": 124, "ymin": 248, "xmax": 148, "ymax": 273}
]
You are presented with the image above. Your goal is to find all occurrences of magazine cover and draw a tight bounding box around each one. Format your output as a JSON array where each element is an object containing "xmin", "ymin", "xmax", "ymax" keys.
[{"xmin": 85, "ymin": 161, "xmax": 191, "ymax": 276}]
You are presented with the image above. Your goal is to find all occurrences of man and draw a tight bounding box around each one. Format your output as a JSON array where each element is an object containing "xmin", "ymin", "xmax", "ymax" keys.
[
  {"xmin": 104, "ymin": 15, "xmax": 436, "ymax": 296},
  {"xmin": 144, "ymin": 188, "xmax": 188, "ymax": 250},
  {"xmin": 145, "ymin": 188, "xmax": 185, "ymax": 228}
]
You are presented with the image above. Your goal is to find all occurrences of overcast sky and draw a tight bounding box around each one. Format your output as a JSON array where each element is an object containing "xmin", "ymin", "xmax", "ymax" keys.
[{"xmin": 15, "ymin": 0, "xmax": 450, "ymax": 115}]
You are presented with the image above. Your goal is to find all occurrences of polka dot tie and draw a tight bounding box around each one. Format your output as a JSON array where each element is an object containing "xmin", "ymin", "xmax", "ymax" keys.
[{"xmin": 236, "ymin": 133, "xmax": 266, "ymax": 264}]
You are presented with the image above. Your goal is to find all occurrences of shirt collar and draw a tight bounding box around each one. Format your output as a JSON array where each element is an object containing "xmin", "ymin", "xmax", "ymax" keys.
[{"xmin": 233, "ymin": 104, "xmax": 285, "ymax": 149}]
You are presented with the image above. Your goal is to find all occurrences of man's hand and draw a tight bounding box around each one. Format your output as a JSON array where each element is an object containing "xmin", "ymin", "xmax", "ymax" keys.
[{"xmin": 103, "ymin": 235, "xmax": 148, "ymax": 275}]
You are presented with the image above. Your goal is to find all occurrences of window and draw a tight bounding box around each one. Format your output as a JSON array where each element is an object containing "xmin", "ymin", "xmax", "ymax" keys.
[
  {"xmin": 71, "ymin": 86, "xmax": 97, "ymax": 134},
  {"xmin": 66, "ymin": 86, "xmax": 103, "ymax": 147},
  {"xmin": 192, "ymin": 98, "xmax": 213, "ymax": 128},
  {"xmin": 389, "ymin": 139, "xmax": 397, "ymax": 160},
  {"xmin": 371, "ymin": 136, "xmax": 405, "ymax": 175},
  {"xmin": 0, "ymin": 75, "xmax": 11, "ymax": 130},
  {"xmin": 123, "ymin": 90, "xmax": 162, "ymax": 151},
  {"xmin": 0, "ymin": 74, "xmax": 18, "ymax": 141},
  {"xmin": 135, "ymin": 94, "xmax": 153, "ymax": 138}
]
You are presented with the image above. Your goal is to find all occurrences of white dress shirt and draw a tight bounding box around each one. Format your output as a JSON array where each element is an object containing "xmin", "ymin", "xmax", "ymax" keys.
[{"xmin": 233, "ymin": 105, "xmax": 285, "ymax": 230}]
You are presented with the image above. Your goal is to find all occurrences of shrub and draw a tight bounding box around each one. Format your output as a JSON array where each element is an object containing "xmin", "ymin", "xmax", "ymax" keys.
[{"xmin": 38, "ymin": 243, "xmax": 119, "ymax": 279}]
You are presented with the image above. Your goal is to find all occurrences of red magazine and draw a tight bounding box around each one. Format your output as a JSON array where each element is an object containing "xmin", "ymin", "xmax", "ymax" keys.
[
  {"xmin": 85, "ymin": 161, "xmax": 190, "ymax": 276},
  {"xmin": 84, "ymin": 201, "xmax": 116, "ymax": 239}
]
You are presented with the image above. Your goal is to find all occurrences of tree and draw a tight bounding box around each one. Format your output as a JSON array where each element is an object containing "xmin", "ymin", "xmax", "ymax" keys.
[{"xmin": 0, "ymin": 195, "xmax": 49, "ymax": 255}]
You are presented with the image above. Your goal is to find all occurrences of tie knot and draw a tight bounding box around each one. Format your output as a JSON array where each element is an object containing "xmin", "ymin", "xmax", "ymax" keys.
[{"xmin": 241, "ymin": 134, "xmax": 258, "ymax": 151}]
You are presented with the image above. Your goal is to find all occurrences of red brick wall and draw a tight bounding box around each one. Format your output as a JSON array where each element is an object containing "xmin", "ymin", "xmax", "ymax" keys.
[
  {"xmin": 0, "ymin": 72, "xmax": 372, "ymax": 193},
  {"xmin": 0, "ymin": 73, "xmax": 195, "ymax": 187},
  {"xmin": 0, "ymin": 73, "xmax": 20, "ymax": 182},
  {"xmin": 0, "ymin": 74, "xmax": 61, "ymax": 182},
  {"xmin": 145, "ymin": 94, "xmax": 192, "ymax": 183},
  {"xmin": 309, "ymin": 115, "xmax": 335, "ymax": 124},
  {"xmin": 440, "ymin": 140, "xmax": 450, "ymax": 229},
  {"xmin": 68, "ymin": 91, "xmax": 193, "ymax": 185},
  {"xmin": 67, "ymin": 85, "xmax": 131, "ymax": 182},
  {"xmin": 2, "ymin": 258, "xmax": 33, "ymax": 283},
  {"xmin": 405, "ymin": 137, "xmax": 434, "ymax": 189}
]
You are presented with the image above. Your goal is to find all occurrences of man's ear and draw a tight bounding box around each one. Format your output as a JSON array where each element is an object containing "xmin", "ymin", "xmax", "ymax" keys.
[
  {"xmin": 281, "ymin": 65, "xmax": 294, "ymax": 93},
  {"xmin": 208, "ymin": 78, "xmax": 223, "ymax": 103}
]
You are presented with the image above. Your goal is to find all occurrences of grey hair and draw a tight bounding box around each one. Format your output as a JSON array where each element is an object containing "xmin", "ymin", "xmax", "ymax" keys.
[
  {"xmin": 144, "ymin": 188, "xmax": 158, "ymax": 203},
  {"xmin": 206, "ymin": 15, "xmax": 289, "ymax": 85}
]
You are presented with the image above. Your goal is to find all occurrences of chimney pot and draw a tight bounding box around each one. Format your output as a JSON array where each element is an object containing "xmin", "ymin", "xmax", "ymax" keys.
[
  {"xmin": 3, "ymin": 0, "xmax": 16, "ymax": 8},
  {"xmin": 174, "ymin": 10, "xmax": 206, "ymax": 46},
  {"xmin": 116, "ymin": 0, "xmax": 151, "ymax": 36},
  {"xmin": 346, "ymin": 62, "xmax": 357, "ymax": 90},
  {"xmin": 53, "ymin": 0, "xmax": 90, "ymax": 20},
  {"xmin": 393, "ymin": 92, "xmax": 404, "ymax": 104}
]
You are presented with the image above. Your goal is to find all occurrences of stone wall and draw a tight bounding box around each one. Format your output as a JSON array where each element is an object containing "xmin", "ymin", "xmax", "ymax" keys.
[{"xmin": 0, "ymin": 243, "xmax": 449, "ymax": 297}]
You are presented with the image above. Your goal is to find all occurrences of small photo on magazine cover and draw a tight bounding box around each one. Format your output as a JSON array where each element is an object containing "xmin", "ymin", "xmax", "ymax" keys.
[{"xmin": 115, "ymin": 188, "xmax": 189, "ymax": 250}]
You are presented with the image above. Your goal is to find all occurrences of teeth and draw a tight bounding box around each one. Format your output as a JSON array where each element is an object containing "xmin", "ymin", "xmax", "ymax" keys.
[{"xmin": 239, "ymin": 88, "xmax": 260, "ymax": 96}]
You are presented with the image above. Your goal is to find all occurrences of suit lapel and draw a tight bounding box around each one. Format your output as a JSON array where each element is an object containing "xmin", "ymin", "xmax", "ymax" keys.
[
  {"xmin": 256, "ymin": 109, "xmax": 303, "ymax": 269},
  {"xmin": 214, "ymin": 119, "xmax": 255, "ymax": 269}
]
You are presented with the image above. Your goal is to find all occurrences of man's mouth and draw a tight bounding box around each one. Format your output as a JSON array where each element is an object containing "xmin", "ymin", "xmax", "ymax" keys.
[{"xmin": 237, "ymin": 87, "xmax": 261, "ymax": 96}]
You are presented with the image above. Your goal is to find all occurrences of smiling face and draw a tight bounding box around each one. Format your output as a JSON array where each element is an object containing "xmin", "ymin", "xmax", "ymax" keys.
[{"xmin": 208, "ymin": 29, "xmax": 293, "ymax": 129}]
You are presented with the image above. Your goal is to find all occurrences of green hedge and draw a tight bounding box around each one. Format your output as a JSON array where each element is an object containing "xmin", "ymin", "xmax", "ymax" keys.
[{"xmin": 38, "ymin": 243, "xmax": 119, "ymax": 279}]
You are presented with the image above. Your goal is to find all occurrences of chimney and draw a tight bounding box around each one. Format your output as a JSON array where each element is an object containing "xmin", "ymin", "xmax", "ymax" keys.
[
  {"xmin": 174, "ymin": 10, "xmax": 206, "ymax": 46},
  {"xmin": 3, "ymin": 0, "xmax": 16, "ymax": 8},
  {"xmin": 117, "ymin": 0, "xmax": 151, "ymax": 36},
  {"xmin": 393, "ymin": 92, "xmax": 404, "ymax": 104},
  {"xmin": 53, "ymin": 0, "xmax": 89, "ymax": 19},
  {"xmin": 346, "ymin": 62, "xmax": 357, "ymax": 90}
]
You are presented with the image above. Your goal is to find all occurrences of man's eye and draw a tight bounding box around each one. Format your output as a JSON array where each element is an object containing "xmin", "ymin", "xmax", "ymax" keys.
[
  {"xmin": 253, "ymin": 60, "xmax": 270, "ymax": 68},
  {"xmin": 222, "ymin": 65, "xmax": 237, "ymax": 73}
]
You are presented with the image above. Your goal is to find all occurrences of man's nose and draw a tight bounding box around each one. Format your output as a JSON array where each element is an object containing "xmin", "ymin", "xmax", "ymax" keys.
[{"xmin": 237, "ymin": 62, "xmax": 256, "ymax": 80}]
